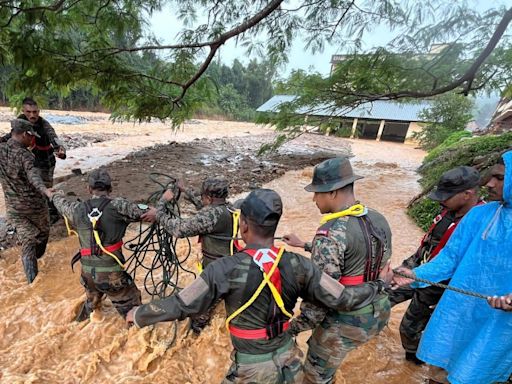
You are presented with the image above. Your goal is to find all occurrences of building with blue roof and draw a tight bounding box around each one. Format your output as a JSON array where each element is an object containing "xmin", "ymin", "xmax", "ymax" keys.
[{"xmin": 257, "ymin": 95, "xmax": 431, "ymax": 143}]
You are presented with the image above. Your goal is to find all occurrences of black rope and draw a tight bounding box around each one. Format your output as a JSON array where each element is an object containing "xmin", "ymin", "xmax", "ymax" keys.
[{"xmin": 392, "ymin": 270, "xmax": 489, "ymax": 300}]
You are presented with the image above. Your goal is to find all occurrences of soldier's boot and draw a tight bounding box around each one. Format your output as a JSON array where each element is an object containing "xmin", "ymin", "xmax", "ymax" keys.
[
  {"xmin": 35, "ymin": 242, "xmax": 47, "ymax": 259},
  {"xmin": 76, "ymin": 301, "xmax": 93, "ymax": 322},
  {"xmin": 22, "ymin": 255, "xmax": 38, "ymax": 284}
]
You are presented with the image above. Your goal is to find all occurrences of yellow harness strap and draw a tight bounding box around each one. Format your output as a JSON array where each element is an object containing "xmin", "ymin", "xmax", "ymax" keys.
[
  {"xmin": 90, "ymin": 218, "xmax": 125, "ymax": 269},
  {"xmin": 230, "ymin": 209, "xmax": 240, "ymax": 256},
  {"xmin": 225, "ymin": 246, "xmax": 292, "ymax": 331},
  {"xmin": 320, "ymin": 204, "xmax": 366, "ymax": 224},
  {"xmin": 64, "ymin": 216, "xmax": 78, "ymax": 237}
]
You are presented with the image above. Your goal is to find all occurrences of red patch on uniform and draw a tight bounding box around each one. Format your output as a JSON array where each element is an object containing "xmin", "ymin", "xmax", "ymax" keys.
[{"xmin": 316, "ymin": 229, "xmax": 329, "ymax": 236}]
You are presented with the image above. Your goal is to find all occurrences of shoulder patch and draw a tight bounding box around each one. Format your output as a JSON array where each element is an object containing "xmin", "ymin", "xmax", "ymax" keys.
[
  {"xmin": 137, "ymin": 203, "xmax": 149, "ymax": 210},
  {"xmin": 316, "ymin": 229, "xmax": 329, "ymax": 237}
]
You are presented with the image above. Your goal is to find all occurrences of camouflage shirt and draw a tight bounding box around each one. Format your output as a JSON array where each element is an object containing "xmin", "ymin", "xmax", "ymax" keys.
[
  {"xmin": 0, "ymin": 138, "xmax": 47, "ymax": 215},
  {"xmin": 291, "ymin": 208, "xmax": 392, "ymax": 334}
]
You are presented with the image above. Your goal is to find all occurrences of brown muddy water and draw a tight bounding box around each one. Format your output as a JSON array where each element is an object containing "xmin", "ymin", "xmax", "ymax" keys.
[{"xmin": 0, "ymin": 130, "xmax": 428, "ymax": 383}]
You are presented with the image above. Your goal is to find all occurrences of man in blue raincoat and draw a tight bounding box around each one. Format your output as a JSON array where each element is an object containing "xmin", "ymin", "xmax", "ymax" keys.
[{"xmin": 393, "ymin": 151, "xmax": 512, "ymax": 384}]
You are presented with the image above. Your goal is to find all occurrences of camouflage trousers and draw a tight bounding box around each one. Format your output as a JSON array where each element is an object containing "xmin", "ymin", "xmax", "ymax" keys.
[
  {"xmin": 222, "ymin": 339, "xmax": 304, "ymax": 384},
  {"xmin": 303, "ymin": 296, "xmax": 391, "ymax": 384},
  {"xmin": 388, "ymin": 284, "xmax": 445, "ymax": 353},
  {"xmin": 79, "ymin": 267, "xmax": 142, "ymax": 319},
  {"xmin": 8, "ymin": 209, "xmax": 50, "ymax": 284}
]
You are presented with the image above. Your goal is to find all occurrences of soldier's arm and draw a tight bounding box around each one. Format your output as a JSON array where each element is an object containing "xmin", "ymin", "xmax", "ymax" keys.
[
  {"xmin": 183, "ymin": 187, "xmax": 203, "ymax": 210},
  {"xmin": 297, "ymin": 254, "xmax": 385, "ymax": 313},
  {"xmin": 20, "ymin": 150, "xmax": 47, "ymax": 194},
  {"xmin": 0, "ymin": 132, "xmax": 11, "ymax": 143},
  {"xmin": 156, "ymin": 202, "xmax": 220, "ymax": 238},
  {"xmin": 51, "ymin": 194, "xmax": 80, "ymax": 225},
  {"xmin": 133, "ymin": 258, "xmax": 232, "ymax": 327},
  {"xmin": 290, "ymin": 235, "xmax": 345, "ymax": 333},
  {"xmin": 41, "ymin": 118, "xmax": 64, "ymax": 149},
  {"xmin": 110, "ymin": 198, "xmax": 148, "ymax": 222}
]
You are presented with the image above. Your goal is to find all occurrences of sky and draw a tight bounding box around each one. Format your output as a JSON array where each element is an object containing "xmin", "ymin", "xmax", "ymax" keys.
[{"xmin": 150, "ymin": 0, "xmax": 510, "ymax": 78}]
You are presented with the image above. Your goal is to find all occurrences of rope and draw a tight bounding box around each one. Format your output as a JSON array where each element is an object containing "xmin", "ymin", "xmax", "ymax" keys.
[{"xmin": 392, "ymin": 270, "xmax": 489, "ymax": 300}]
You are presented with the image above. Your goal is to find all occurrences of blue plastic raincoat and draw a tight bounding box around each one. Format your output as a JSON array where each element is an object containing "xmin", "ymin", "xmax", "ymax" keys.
[{"xmin": 412, "ymin": 151, "xmax": 512, "ymax": 384}]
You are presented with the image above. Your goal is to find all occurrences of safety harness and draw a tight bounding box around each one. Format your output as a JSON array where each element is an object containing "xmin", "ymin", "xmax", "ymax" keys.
[
  {"xmin": 226, "ymin": 245, "xmax": 293, "ymax": 340},
  {"xmin": 317, "ymin": 204, "xmax": 385, "ymax": 286}
]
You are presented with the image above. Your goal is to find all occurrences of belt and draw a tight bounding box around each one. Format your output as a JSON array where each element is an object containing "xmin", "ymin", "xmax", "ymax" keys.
[
  {"xmin": 331, "ymin": 295, "xmax": 389, "ymax": 317},
  {"xmin": 229, "ymin": 321, "xmax": 290, "ymax": 340},
  {"xmin": 234, "ymin": 338, "xmax": 293, "ymax": 364},
  {"xmin": 80, "ymin": 241, "xmax": 123, "ymax": 256},
  {"xmin": 81, "ymin": 264, "xmax": 124, "ymax": 273},
  {"xmin": 34, "ymin": 144, "xmax": 52, "ymax": 151}
]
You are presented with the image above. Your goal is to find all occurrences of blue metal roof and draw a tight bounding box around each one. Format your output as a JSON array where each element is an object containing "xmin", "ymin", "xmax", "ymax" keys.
[{"xmin": 256, "ymin": 95, "xmax": 431, "ymax": 122}]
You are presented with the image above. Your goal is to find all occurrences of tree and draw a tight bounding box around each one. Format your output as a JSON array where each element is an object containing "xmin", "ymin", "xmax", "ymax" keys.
[
  {"xmin": 0, "ymin": 1, "xmax": 511, "ymax": 127},
  {"xmin": 413, "ymin": 93, "xmax": 474, "ymax": 150}
]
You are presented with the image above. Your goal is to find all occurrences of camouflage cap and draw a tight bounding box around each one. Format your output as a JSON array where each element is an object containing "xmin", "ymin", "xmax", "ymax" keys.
[
  {"xmin": 428, "ymin": 166, "xmax": 481, "ymax": 201},
  {"xmin": 201, "ymin": 177, "xmax": 229, "ymax": 198},
  {"xmin": 88, "ymin": 168, "xmax": 112, "ymax": 189},
  {"xmin": 305, "ymin": 157, "xmax": 363, "ymax": 193},
  {"xmin": 10, "ymin": 118, "xmax": 40, "ymax": 138},
  {"xmin": 240, "ymin": 189, "xmax": 282, "ymax": 226}
]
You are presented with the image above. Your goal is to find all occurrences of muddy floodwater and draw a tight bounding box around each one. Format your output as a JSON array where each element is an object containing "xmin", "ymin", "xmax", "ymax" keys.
[{"xmin": 0, "ymin": 110, "xmax": 429, "ymax": 383}]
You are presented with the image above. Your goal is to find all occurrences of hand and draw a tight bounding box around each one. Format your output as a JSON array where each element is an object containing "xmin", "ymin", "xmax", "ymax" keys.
[
  {"xmin": 126, "ymin": 306, "xmax": 138, "ymax": 324},
  {"xmin": 391, "ymin": 266, "xmax": 415, "ymax": 289},
  {"xmin": 282, "ymin": 233, "xmax": 306, "ymax": 248},
  {"xmin": 162, "ymin": 189, "xmax": 175, "ymax": 202},
  {"xmin": 141, "ymin": 207, "xmax": 157, "ymax": 223},
  {"xmin": 55, "ymin": 146, "xmax": 66, "ymax": 159},
  {"xmin": 176, "ymin": 179, "xmax": 186, "ymax": 192},
  {"xmin": 44, "ymin": 187, "xmax": 56, "ymax": 199},
  {"xmin": 487, "ymin": 294, "xmax": 512, "ymax": 311},
  {"xmin": 378, "ymin": 261, "xmax": 393, "ymax": 285}
]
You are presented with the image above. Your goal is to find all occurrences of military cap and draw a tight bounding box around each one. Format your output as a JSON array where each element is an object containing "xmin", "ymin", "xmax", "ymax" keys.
[
  {"xmin": 201, "ymin": 177, "xmax": 229, "ymax": 198},
  {"xmin": 428, "ymin": 166, "xmax": 481, "ymax": 201},
  {"xmin": 10, "ymin": 118, "xmax": 40, "ymax": 138},
  {"xmin": 88, "ymin": 168, "xmax": 112, "ymax": 189},
  {"xmin": 305, "ymin": 157, "xmax": 363, "ymax": 193},
  {"xmin": 240, "ymin": 189, "xmax": 282, "ymax": 226}
]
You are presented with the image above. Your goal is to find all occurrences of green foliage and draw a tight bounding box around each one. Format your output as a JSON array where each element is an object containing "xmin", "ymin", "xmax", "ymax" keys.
[
  {"xmin": 407, "ymin": 132, "xmax": 512, "ymax": 229},
  {"xmin": 424, "ymin": 130, "xmax": 472, "ymax": 163},
  {"xmin": 413, "ymin": 94, "xmax": 474, "ymax": 150}
]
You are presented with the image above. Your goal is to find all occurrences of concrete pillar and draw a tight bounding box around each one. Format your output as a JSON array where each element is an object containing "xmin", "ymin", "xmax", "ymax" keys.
[
  {"xmin": 376, "ymin": 119, "xmax": 386, "ymax": 141},
  {"xmin": 350, "ymin": 118, "xmax": 358, "ymax": 138}
]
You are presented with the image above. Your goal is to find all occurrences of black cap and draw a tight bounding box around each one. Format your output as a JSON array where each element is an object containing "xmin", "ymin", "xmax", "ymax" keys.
[
  {"xmin": 305, "ymin": 157, "xmax": 363, "ymax": 193},
  {"xmin": 88, "ymin": 168, "xmax": 112, "ymax": 189},
  {"xmin": 11, "ymin": 119, "xmax": 41, "ymax": 138},
  {"xmin": 240, "ymin": 189, "xmax": 282, "ymax": 226},
  {"xmin": 428, "ymin": 166, "xmax": 481, "ymax": 201}
]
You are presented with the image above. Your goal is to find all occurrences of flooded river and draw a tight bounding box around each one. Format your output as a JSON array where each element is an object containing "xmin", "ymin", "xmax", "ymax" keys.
[{"xmin": 0, "ymin": 115, "xmax": 429, "ymax": 383}]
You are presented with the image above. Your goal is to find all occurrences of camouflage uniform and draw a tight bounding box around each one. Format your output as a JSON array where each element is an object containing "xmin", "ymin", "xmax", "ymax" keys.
[
  {"xmin": 388, "ymin": 166, "xmax": 482, "ymax": 360},
  {"xmin": 134, "ymin": 189, "xmax": 389, "ymax": 384},
  {"xmin": 51, "ymin": 169, "xmax": 146, "ymax": 319},
  {"xmin": 156, "ymin": 178, "xmax": 235, "ymax": 333},
  {"xmin": 293, "ymin": 157, "xmax": 392, "ymax": 384},
  {"xmin": 0, "ymin": 121, "xmax": 49, "ymax": 283}
]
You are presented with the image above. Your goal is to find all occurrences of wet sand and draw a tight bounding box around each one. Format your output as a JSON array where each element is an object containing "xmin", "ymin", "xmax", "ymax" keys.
[{"xmin": 0, "ymin": 111, "xmax": 428, "ymax": 383}]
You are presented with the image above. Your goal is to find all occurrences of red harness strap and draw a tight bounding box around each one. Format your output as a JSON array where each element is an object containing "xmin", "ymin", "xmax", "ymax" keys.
[
  {"xmin": 34, "ymin": 144, "xmax": 52, "ymax": 151},
  {"xmin": 80, "ymin": 241, "xmax": 123, "ymax": 256},
  {"xmin": 339, "ymin": 275, "xmax": 365, "ymax": 285},
  {"xmin": 228, "ymin": 246, "xmax": 288, "ymax": 340}
]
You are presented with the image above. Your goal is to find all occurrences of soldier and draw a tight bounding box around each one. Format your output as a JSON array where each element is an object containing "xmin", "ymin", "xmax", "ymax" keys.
[
  {"xmin": 127, "ymin": 188, "xmax": 393, "ymax": 384},
  {"xmin": 143, "ymin": 177, "xmax": 238, "ymax": 334},
  {"xmin": 283, "ymin": 157, "xmax": 392, "ymax": 384},
  {"xmin": 1, "ymin": 97, "xmax": 66, "ymax": 223},
  {"xmin": 48, "ymin": 168, "xmax": 154, "ymax": 321},
  {"xmin": 388, "ymin": 166, "xmax": 482, "ymax": 365},
  {"xmin": 0, "ymin": 119, "xmax": 53, "ymax": 283}
]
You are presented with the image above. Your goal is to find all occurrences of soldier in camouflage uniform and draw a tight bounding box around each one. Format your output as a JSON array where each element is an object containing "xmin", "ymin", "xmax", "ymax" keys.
[
  {"xmin": 49, "ymin": 168, "xmax": 154, "ymax": 321},
  {"xmin": 128, "ymin": 188, "xmax": 393, "ymax": 384},
  {"xmin": 388, "ymin": 166, "xmax": 482, "ymax": 365},
  {"xmin": 0, "ymin": 119, "xmax": 53, "ymax": 283},
  {"xmin": 1, "ymin": 98, "xmax": 66, "ymax": 223},
  {"xmin": 283, "ymin": 157, "xmax": 392, "ymax": 384},
  {"xmin": 144, "ymin": 177, "xmax": 237, "ymax": 334}
]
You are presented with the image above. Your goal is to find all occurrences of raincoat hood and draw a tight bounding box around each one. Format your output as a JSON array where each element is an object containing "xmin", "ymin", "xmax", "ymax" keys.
[{"xmin": 502, "ymin": 150, "xmax": 512, "ymax": 205}]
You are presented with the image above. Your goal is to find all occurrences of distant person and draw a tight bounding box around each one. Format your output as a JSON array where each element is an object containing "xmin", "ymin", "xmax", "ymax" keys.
[
  {"xmin": 48, "ymin": 168, "xmax": 154, "ymax": 321},
  {"xmin": 388, "ymin": 166, "xmax": 482, "ymax": 365},
  {"xmin": 392, "ymin": 153, "xmax": 512, "ymax": 384},
  {"xmin": 128, "ymin": 189, "xmax": 393, "ymax": 384},
  {"xmin": 1, "ymin": 97, "xmax": 67, "ymax": 223},
  {"xmin": 0, "ymin": 119, "xmax": 53, "ymax": 283},
  {"xmin": 142, "ymin": 177, "xmax": 239, "ymax": 334},
  {"xmin": 283, "ymin": 157, "xmax": 392, "ymax": 384}
]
